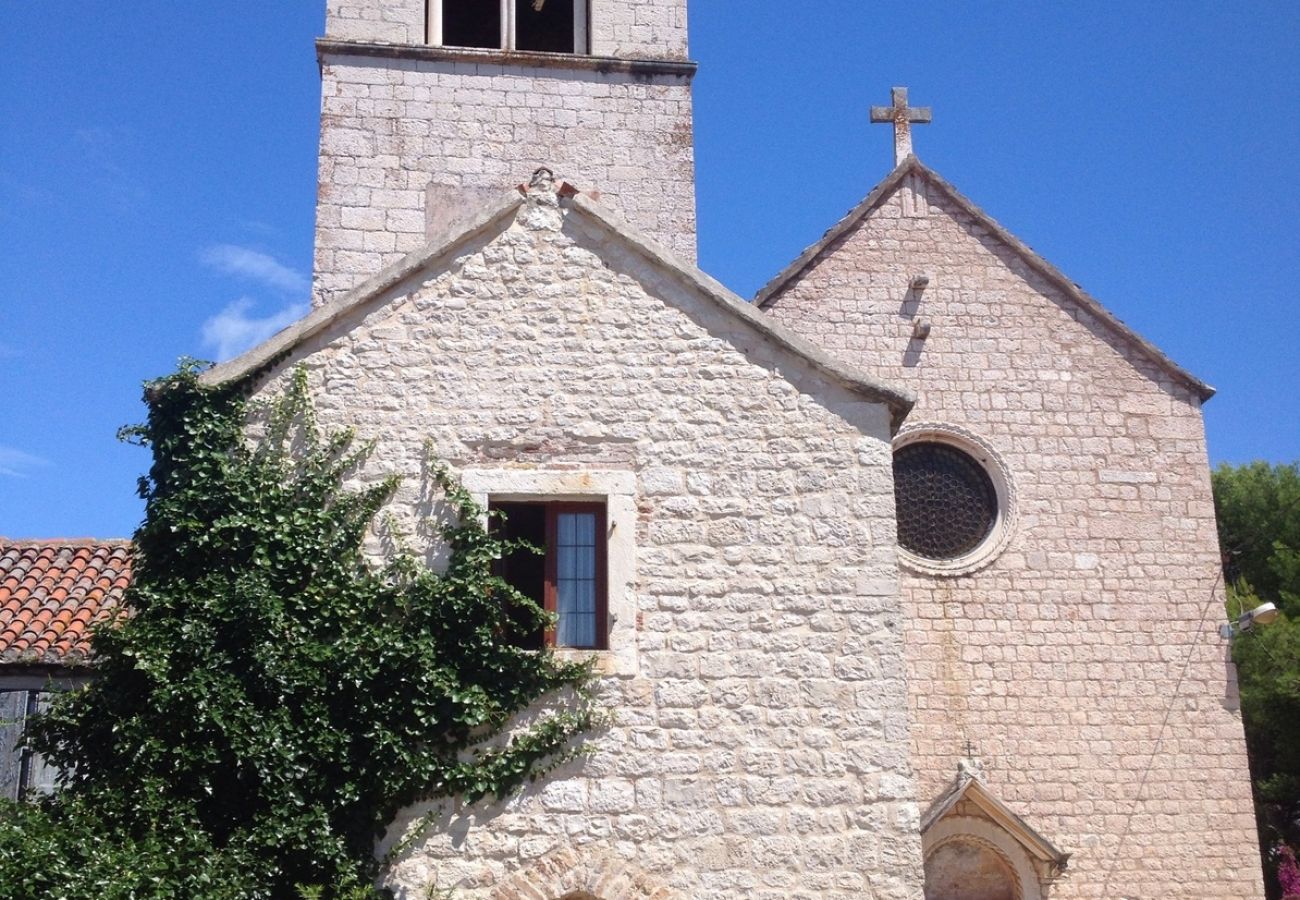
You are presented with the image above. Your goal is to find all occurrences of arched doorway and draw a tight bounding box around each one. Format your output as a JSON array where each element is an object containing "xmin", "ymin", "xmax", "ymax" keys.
[
  {"xmin": 924, "ymin": 837, "xmax": 1020, "ymax": 900},
  {"xmin": 925, "ymin": 837, "xmax": 1024, "ymax": 900},
  {"xmin": 919, "ymin": 775, "xmax": 1068, "ymax": 900}
]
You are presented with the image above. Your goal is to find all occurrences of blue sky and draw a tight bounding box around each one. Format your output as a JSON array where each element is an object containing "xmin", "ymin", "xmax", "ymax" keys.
[{"xmin": 2, "ymin": 2, "xmax": 1297, "ymax": 539}]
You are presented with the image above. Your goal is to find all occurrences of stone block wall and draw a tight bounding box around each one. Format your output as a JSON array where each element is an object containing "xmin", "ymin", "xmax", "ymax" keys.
[
  {"xmin": 762, "ymin": 176, "xmax": 1264, "ymax": 899},
  {"xmin": 313, "ymin": 50, "xmax": 696, "ymax": 303},
  {"xmin": 250, "ymin": 190, "xmax": 925, "ymax": 899},
  {"xmin": 325, "ymin": 0, "xmax": 690, "ymax": 59}
]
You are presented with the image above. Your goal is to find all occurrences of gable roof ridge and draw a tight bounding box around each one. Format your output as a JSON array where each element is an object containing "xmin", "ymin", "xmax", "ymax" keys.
[
  {"xmin": 921, "ymin": 771, "xmax": 1070, "ymax": 870},
  {"xmin": 199, "ymin": 182, "xmax": 916, "ymax": 429},
  {"xmin": 753, "ymin": 157, "xmax": 920, "ymax": 309},
  {"xmin": 199, "ymin": 189, "xmax": 526, "ymax": 387},
  {"xmin": 563, "ymin": 192, "xmax": 914, "ymax": 428},
  {"xmin": 755, "ymin": 157, "xmax": 1215, "ymax": 402}
]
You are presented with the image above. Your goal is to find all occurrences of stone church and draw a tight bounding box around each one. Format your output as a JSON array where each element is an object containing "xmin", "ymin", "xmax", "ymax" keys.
[{"xmin": 0, "ymin": 1, "xmax": 1267, "ymax": 897}]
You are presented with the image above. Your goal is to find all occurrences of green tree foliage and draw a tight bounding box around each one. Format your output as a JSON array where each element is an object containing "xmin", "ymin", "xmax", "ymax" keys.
[
  {"xmin": 0, "ymin": 363, "xmax": 595, "ymax": 898},
  {"xmin": 1214, "ymin": 461, "xmax": 1300, "ymax": 898},
  {"xmin": 1217, "ymin": 462, "xmax": 1300, "ymax": 616}
]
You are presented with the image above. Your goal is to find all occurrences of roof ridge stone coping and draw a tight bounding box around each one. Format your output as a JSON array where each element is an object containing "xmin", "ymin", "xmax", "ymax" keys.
[
  {"xmin": 921, "ymin": 771, "xmax": 1070, "ymax": 872},
  {"xmin": 200, "ymin": 181, "xmax": 917, "ymax": 430},
  {"xmin": 563, "ymin": 191, "xmax": 916, "ymax": 429},
  {"xmin": 316, "ymin": 38, "xmax": 698, "ymax": 81},
  {"xmin": 201, "ymin": 189, "xmax": 527, "ymax": 387},
  {"xmin": 753, "ymin": 155, "xmax": 1215, "ymax": 402}
]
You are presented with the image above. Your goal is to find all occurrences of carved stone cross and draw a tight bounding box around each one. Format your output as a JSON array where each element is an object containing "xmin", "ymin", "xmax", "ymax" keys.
[{"xmin": 870, "ymin": 86, "xmax": 932, "ymax": 167}]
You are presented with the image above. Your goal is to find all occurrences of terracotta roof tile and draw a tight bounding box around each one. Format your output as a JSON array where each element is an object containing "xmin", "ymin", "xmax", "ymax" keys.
[{"xmin": 0, "ymin": 540, "xmax": 132, "ymax": 666}]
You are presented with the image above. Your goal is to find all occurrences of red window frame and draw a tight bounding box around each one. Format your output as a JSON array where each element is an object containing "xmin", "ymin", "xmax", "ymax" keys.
[
  {"xmin": 492, "ymin": 500, "xmax": 608, "ymax": 650},
  {"xmin": 543, "ymin": 502, "xmax": 607, "ymax": 650}
]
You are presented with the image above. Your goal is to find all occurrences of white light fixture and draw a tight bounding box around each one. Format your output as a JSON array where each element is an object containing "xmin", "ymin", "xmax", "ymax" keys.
[{"xmin": 1220, "ymin": 602, "xmax": 1280, "ymax": 640}]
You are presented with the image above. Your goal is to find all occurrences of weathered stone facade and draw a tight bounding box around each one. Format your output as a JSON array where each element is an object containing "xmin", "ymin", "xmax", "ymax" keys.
[
  {"xmin": 210, "ymin": 184, "xmax": 926, "ymax": 899},
  {"xmin": 325, "ymin": 0, "xmax": 690, "ymax": 59},
  {"xmin": 265, "ymin": 1, "xmax": 1267, "ymax": 895},
  {"xmin": 313, "ymin": 0, "xmax": 697, "ymax": 304},
  {"xmin": 760, "ymin": 162, "xmax": 1264, "ymax": 899}
]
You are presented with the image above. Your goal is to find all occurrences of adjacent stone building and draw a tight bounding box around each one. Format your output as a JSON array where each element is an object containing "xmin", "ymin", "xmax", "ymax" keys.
[
  {"xmin": 758, "ymin": 155, "xmax": 1263, "ymax": 899},
  {"xmin": 0, "ymin": 1, "xmax": 1266, "ymax": 898}
]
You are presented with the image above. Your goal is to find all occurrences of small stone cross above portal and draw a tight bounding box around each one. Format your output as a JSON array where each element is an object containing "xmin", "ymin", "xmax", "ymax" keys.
[{"xmin": 870, "ymin": 86, "xmax": 932, "ymax": 167}]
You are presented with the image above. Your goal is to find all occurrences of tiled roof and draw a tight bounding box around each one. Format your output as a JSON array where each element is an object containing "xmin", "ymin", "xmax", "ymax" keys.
[{"xmin": 0, "ymin": 541, "xmax": 131, "ymax": 666}]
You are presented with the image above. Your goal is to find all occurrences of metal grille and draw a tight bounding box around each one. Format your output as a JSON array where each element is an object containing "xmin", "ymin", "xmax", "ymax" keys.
[{"xmin": 893, "ymin": 442, "xmax": 997, "ymax": 560}]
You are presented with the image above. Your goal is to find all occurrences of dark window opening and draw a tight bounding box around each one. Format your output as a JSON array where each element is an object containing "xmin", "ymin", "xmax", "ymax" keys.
[
  {"xmin": 490, "ymin": 500, "xmax": 607, "ymax": 649},
  {"xmin": 492, "ymin": 502, "xmax": 547, "ymax": 650},
  {"xmin": 442, "ymin": 0, "xmax": 502, "ymax": 49},
  {"xmin": 1, "ymin": 689, "xmax": 58, "ymax": 802},
  {"xmin": 515, "ymin": 0, "xmax": 577, "ymax": 53},
  {"xmin": 893, "ymin": 442, "xmax": 998, "ymax": 560}
]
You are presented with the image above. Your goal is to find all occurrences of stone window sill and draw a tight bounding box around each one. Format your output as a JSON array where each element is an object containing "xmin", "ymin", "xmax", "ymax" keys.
[{"xmin": 316, "ymin": 38, "xmax": 697, "ymax": 79}]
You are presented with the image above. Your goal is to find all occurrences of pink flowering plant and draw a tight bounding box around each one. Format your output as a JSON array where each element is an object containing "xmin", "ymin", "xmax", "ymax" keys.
[{"xmin": 1279, "ymin": 843, "xmax": 1300, "ymax": 900}]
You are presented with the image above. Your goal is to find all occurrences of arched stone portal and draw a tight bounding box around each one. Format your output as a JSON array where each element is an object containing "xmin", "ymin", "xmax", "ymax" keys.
[
  {"xmin": 924, "ymin": 837, "xmax": 1020, "ymax": 900},
  {"xmin": 919, "ymin": 771, "xmax": 1068, "ymax": 900},
  {"xmin": 489, "ymin": 846, "xmax": 678, "ymax": 899},
  {"xmin": 923, "ymin": 817, "xmax": 1045, "ymax": 900}
]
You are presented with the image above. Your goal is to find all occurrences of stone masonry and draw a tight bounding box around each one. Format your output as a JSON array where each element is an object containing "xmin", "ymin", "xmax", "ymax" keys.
[
  {"xmin": 225, "ymin": 184, "xmax": 927, "ymax": 899},
  {"xmin": 313, "ymin": 0, "xmax": 697, "ymax": 304},
  {"xmin": 760, "ymin": 165, "xmax": 1264, "ymax": 899},
  {"xmin": 325, "ymin": 0, "xmax": 690, "ymax": 59}
]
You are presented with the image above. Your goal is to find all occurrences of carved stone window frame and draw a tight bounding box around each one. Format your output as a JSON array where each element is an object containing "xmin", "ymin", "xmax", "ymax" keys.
[
  {"xmin": 460, "ymin": 468, "xmax": 637, "ymax": 676},
  {"xmin": 893, "ymin": 423, "xmax": 1017, "ymax": 578}
]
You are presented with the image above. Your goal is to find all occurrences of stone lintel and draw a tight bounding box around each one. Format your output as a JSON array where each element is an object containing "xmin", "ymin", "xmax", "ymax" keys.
[{"xmin": 315, "ymin": 38, "xmax": 698, "ymax": 82}]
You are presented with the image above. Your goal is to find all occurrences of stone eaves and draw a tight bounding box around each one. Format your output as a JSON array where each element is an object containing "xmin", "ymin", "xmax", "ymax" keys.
[
  {"xmin": 200, "ymin": 189, "xmax": 526, "ymax": 389},
  {"xmin": 316, "ymin": 38, "xmax": 697, "ymax": 82},
  {"xmin": 753, "ymin": 156, "xmax": 1216, "ymax": 402},
  {"xmin": 200, "ymin": 182, "xmax": 916, "ymax": 430},
  {"xmin": 922, "ymin": 772, "xmax": 1070, "ymax": 876}
]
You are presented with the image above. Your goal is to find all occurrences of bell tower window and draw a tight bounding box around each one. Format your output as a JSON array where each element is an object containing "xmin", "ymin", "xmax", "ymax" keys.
[
  {"xmin": 430, "ymin": 1, "xmax": 589, "ymax": 54},
  {"xmin": 440, "ymin": 0, "xmax": 503, "ymax": 50}
]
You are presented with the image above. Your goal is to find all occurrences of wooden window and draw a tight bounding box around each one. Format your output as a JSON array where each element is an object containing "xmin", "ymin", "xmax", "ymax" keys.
[
  {"xmin": 491, "ymin": 500, "xmax": 607, "ymax": 650},
  {"xmin": 430, "ymin": 0, "xmax": 588, "ymax": 54},
  {"xmin": 0, "ymin": 689, "xmax": 58, "ymax": 801}
]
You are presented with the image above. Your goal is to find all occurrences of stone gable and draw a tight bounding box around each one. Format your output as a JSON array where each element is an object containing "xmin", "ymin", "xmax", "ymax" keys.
[
  {"xmin": 235, "ymin": 187, "xmax": 925, "ymax": 899},
  {"xmin": 762, "ymin": 170, "xmax": 1264, "ymax": 899}
]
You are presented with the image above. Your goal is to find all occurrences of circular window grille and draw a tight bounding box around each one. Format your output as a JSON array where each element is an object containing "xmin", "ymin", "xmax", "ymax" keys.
[{"xmin": 893, "ymin": 441, "xmax": 998, "ymax": 561}]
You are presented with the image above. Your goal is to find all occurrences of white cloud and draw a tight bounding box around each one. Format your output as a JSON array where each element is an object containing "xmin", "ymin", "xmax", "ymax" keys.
[
  {"xmin": 201, "ymin": 297, "xmax": 308, "ymax": 362},
  {"xmin": 0, "ymin": 446, "xmax": 51, "ymax": 478},
  {"xmin": 200, "ymin": 244, "xmax": 309, "ymax": 294}
]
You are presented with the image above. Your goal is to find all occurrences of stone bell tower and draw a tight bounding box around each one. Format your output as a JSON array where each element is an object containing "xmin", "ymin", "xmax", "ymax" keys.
[{"xmin": 312, "ymin": 0, "xmax": 697, "ymax": 303}]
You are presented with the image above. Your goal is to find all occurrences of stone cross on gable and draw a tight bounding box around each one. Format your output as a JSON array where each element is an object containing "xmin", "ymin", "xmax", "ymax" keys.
[{"xmin": 870, "ymin": 86, "xmax": 932, "ymax": 167}]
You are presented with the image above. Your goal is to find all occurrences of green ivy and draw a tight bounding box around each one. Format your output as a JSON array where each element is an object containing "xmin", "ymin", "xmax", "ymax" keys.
[{"xmin": 0, "ymin": 362, "xmax": 596, "ymax": 898}]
